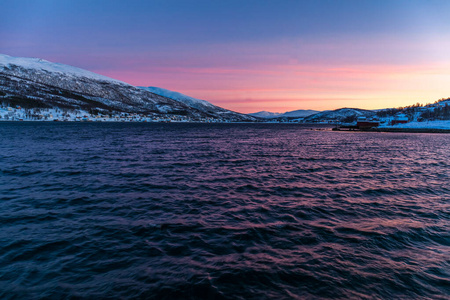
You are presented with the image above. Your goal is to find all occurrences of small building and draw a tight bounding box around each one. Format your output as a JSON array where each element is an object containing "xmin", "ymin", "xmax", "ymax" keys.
[
  {"xmin": 391, "ymin": 114, "xmax": 408, "ymax": 125},
  {"xmin": 356, "ymin": 117, "xmax": 380, "ymax": 129}
]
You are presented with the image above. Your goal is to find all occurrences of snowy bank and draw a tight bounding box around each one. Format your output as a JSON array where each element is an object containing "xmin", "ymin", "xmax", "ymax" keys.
[{"xmin": 380, "ymin": 120, "xmax": 450, "ymax": 130}]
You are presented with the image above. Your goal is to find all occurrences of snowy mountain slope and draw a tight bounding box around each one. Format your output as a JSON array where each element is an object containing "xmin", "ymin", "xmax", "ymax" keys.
[
  {"xmin": 139, "ymin": 86, "xmax": 255, "ymax": 121},
  {"xmin": 0, "ymin": 54, "xmax": 254, "ymax": 121},
  {"xmin": 0, "ymin": 54, "xmax": 196, "ymax": 115},
  {"xmin": 249, "ymin": 109, "xmax": 319, "ymax": 119},
  {"xmin": 280, "ymin": 109, "xmax": 320, "ymax": 118},
  {"xmin": 0, "ymin": 54, "xmax": 128, "ymax": 86},
  {"xmin": 140, "ymin": 87, "xmax": 215, "ymax": 109},
  {"xmin": 302, "ymin": 108, "xmax": 376, "ymax": 122},
  {"xmin": 0, "ymin": 54, "xmax": 202, "ymax": 114},
  {"xmin": 249, "ymin": 111, "xmax": 283, "ymax": 118}
]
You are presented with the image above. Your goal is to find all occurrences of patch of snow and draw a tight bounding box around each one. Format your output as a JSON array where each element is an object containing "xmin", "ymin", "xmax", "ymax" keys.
[
  {"xmin": 380, "ymin": 120, "xmax": 450, "ymax": 129},
  {"xmin": 156, "ymin": 105, "xmax": 172, "ymax": 113}
]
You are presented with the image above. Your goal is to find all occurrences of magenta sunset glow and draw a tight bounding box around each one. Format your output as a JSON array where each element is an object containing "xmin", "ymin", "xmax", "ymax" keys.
[{"xmin": 1, "ymin": 0, "xmax": 450, "ymax": 113}]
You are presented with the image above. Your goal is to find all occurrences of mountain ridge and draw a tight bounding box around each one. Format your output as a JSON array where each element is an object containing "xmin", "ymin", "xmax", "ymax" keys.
[
  {"xmin": 139, "ymin": 86, "xmax": 253, "ymax": 120},
  {"xmin": 0, "ymin": 54, "xmax": 255, "ymax": 121}
]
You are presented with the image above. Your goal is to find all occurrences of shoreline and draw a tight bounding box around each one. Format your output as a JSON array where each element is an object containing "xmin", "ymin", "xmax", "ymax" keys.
[
  {"xmin": 370, "ymin": 127, "xmax": 450, "ymax": 133},
  {"xmin": 332, "ymin": 127, "xmax": 450, "ymax": 133},
  {"xmin": 2, "ymin": 120, "xmax": 450, "ymax": 133}
]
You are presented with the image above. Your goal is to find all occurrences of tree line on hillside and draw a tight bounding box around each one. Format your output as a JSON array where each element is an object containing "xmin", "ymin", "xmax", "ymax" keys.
[
  {"xmin": 419, "ymin": 103, "xmax": 450, "ymax": 121},
  {"xmin": 376, "ymin": 98, "xmax": 450, "ymax": 121}
]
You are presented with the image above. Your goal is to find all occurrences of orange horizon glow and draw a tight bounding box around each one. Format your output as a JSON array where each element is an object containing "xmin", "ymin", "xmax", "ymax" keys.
[
  {"xmin": 3, "ymin": 1, "xmax": 450, "ymax": 114},
  {"xmin": 98, "ymin": 62, "xmax": 450, "ymax": 114}
]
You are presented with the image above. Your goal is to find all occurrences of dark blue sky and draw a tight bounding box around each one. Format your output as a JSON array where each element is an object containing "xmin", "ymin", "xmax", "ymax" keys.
[{"xmin": 1, "ymin": 0, "xmax": 450, "ymax": 112}]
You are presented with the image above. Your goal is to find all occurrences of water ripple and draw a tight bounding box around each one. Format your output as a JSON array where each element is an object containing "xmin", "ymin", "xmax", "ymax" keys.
[{"xmin": 0, "ymin": 123, "xmax": 449, "ymax": 299}]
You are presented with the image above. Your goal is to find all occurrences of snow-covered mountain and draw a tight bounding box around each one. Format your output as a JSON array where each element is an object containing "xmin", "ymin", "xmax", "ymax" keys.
[
  {"xmin": 280, "ymin": 109, "xmax": 320, "ymax": 118},
  {"xmin": 139, "ymin": 86, "xmax": 254, "ymax": 121},
  {"xmin": 302, "ymin": 108, "xmax": 376, "ymax": 122},
  {"xmin": 249, "ymin": 111, "xmax": 283, "ymax": 118},
  {"xmin": 0, "ymin": 54, "xmax": 128, "ymax": 86},
  {"xmin": 249, "ymin": 109, "xmax": 319, "ymax": 119},
  {"xmin": 0, "ymin": 54, "xmax": 254, "ymax": 121},
  {"xmin": 140, "ymin": 87, "xmax": 215, "ymax": 110}
]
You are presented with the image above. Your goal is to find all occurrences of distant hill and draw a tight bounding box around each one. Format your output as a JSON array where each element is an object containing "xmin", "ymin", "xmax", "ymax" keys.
[
  {"xmin": 281, "ymin": 109, "xmax": 320, "ymax": 118},
  {"xmin": 250, "ymin": 109, "xmax": 319, "ymax": 119},
  {"xmin": 249, "ymin": 111, "xmax": 283, "ymax": 118},
  {"xmin": 302, "ymin": 108, "xmax": 376, "ymax": 122}
]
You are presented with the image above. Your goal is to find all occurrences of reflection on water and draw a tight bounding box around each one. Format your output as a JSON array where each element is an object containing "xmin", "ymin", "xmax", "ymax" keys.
[{"xmin": 0, "ymin": 123, "xmax": 449, "ymax": 299}]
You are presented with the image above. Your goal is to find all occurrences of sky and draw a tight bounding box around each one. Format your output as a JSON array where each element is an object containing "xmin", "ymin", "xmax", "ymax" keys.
[{"xmin": 1, "ymin": 0, "xmax": 450, "ymax": 113}]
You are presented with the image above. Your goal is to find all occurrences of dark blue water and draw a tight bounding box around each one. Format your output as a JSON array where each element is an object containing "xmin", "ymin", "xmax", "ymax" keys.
[{"xmin": 0, "ymin": 122, "xmax": 449, "ymax": 299}]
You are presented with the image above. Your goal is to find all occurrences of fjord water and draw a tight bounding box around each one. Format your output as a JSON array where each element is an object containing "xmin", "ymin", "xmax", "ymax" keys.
[{"xmin": 0, "ymin": 122, "xmax": 449, "ymax": 299}]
